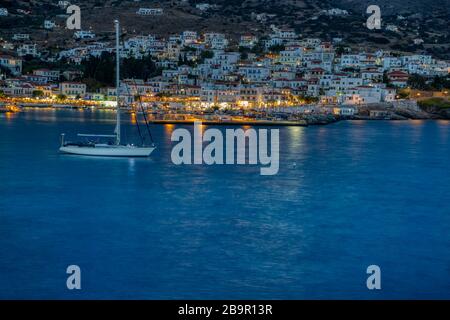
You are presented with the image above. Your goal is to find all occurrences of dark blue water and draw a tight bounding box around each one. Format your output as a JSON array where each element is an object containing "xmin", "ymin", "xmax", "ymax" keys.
[{"xmin": 1, "ymin": 109, "xmax": 449, "ymax": 299}]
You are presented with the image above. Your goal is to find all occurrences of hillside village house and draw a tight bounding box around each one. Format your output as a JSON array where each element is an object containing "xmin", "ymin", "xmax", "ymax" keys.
[
  {"xmin": 63, "ymin": 70, "xmax": 84, "ymax": 81},
  {"xmin": 0, "ymin": 55, "xmax": 23, "ymax": 75},
  {"xmin": 388, "ymin": 71, "xmax": 410, "ymax": 88},
  {"xmin": 196, "ymin": 3, "xmax": 213, "ymax": 11},
  {"xmin": 34, "ymin": 84, "xmax": 55, "ymax": 97},
  {"xmin": 17, "ymin": 43, "xmax": 40, "ymax": 57},
  {"xmin": 74, "ymin": 30, "xmax": 95, "ymax": 40},
  {"xmin": 33, "ymin": 69, "xmax": 61, "ymax": 82},
  {"xmin": 100, "ymin": 87, "xmax": 118, "ymax": 100},
  {"xmin": 332, "ymin": 106, "xmax": 356, "ymax": 116},
  {"xmin": 322, "ymin": 8, "xmax": 349, "ymax": 16},
  {"xmin": 0, "ymin": 80, "xmax": 34, "ymax": 97},
  {"xmin": 238, "ymin": 65, "xmax": 270, "ymax": 82},
  {"xmin": 12, "ymin": 34, "xmax": 30, "ymax": 41},
  {"xmin": 24, "ymin": 74, "xmax": 49, "ymax": 84},
  {"xmin": 0, "ymin": 40, "xmax": 14, "ymax": 51},
  {"xmin": 204, "ymin": 33, "xmax": 229, "ymax": 50},
  {"xmin": 239, "ymin": 34, "xmax": 258, "ymax": 48},
  {"xmin": 44, "ymin": 20, "xmax": 57, "ymax": 30},
  {"xmin": 58, "ymin": 1, "xmax": 70, "ymax": 9},
  {"xmin": 59, "ymin": 82, "xmax": 87, "ymax": 97},
  {"xmin": 137, "ymin": 8, "xmax": 163, "ymax": 15},
  {"xmin": 181, "ymin": 31, "xmax": 198, "ymax": 45},
  {"xmin": 386, "ymin": 24, "xmax": 399, "ymax": 32}
]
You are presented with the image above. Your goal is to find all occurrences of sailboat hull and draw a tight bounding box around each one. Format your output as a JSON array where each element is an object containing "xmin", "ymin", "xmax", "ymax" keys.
[{"xmin": 60, "ymin": 145, "xmax": 155, "ymax": 157}]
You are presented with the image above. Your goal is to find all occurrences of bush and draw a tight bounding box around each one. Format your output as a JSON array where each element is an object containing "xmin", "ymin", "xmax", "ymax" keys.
[{"xmin": 418, "ymin": 98, "xmax": 450, "ymax": 109}]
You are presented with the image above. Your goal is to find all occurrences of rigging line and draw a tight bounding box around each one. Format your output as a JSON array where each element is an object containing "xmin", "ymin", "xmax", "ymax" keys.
[
  {"xmin": 132, "ymin": 79, "xmax": 154, "ymax": 145},
  {"xmin": 125, "ymin": 82, "xmax": 145, "ymax": 145}
]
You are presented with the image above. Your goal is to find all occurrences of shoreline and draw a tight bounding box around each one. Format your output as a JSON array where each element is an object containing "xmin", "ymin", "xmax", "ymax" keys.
[
  {"xmin": 148, "ymin": 119, "xmax": 309, "ymax": 126},
  {"xmin": 2, "ymin": 104, "xmax": 449, "ymax": 126}
]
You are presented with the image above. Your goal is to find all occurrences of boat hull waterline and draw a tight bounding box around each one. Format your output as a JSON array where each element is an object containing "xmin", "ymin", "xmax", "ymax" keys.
[{"xmin": 59, "ymin": 145, "xmax": 155, "ymax": 157}]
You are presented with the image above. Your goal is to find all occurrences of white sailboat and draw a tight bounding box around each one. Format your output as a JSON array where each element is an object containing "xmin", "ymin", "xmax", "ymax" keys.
[{"xmin": 59, "ymin": 20, "xmax": 155, "ymax": 157}]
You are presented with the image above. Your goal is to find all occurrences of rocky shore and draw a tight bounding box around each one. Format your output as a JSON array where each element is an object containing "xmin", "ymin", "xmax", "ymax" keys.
[
  {"xmin": 304, "ymin": 100, "xmax": 450, "ymax": 125},
  {"xmin": 417, "ymin": 105, "xmax": 450, "ymax": 119}
]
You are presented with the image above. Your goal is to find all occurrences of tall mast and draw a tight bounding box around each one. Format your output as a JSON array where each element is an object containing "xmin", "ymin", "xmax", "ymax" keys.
[{"xmin": 115, "ymin": 19, "xmax": 121, "ymax": 145}]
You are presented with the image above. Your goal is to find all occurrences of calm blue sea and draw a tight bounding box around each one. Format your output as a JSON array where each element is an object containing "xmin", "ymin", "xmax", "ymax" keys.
[{"xmin": 0, "ymin": 109, "xmax": 449, "ymax": 299}]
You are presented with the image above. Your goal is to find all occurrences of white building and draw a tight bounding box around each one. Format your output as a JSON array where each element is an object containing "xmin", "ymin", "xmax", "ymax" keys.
[
  {"xmin": 204, "ymin": 33, "xmax": 229, "ymax": 50},
  {"xmin": 333, "ymin": 106, "xmax": 356, "ymax": 116},
  {"xmin": 304, "ymin": 38, "xmax": 322, "ymax": 48},
  {"xmin": 44, "ymin": 20, "xmax": 57, "ymax": 30},
  {"xmin": 361, "ymin": 70, "xmax": 383, "ymax": 83},
  {"xmin": 0, "ymin": 55, "xmax": 23, "ymax": 75},
  {"xmin": 212, "ymin": 52, "xmax": 240, "ymax": 67},
  {"xmin": 330, "ymin": 76, "xmax": 363, "ymax": 92},
  {"xmin": 382, "ymin": 57, "xmax": 403, "ymax": 71},
  {"xmin": 275, "ymin": 28, "xmax": 297, "ymax": 40},
  {"xmin": 136, "ymin": 8, "xmax": 163, "ymax": 16},
  {"xmin": 17, "ymin": 43, "xmax": 40, "ymax": 57},
  {"xmin": 322, "ymin": 8, "xmax": 349, "ymax": 16},
  {"xmin": 58, "ymin": 1, "xmax": 70, "ymax": 9},
  {"xmin": 181, "ymin": 31, "xmax": 198, "ymax": 45},
  {"xmin": 238, "ymin": 65, "xmax": 270, "ymax": 82},
  {"xmin": 278, "ymin": 47, "xmax": 303, "ymax": 66},
  {"xmin": 386, "ymin": 24, "xmax": 399, "ymax": 32},
  {"xmin": 12, "ymin": 34, "xmax": 30, "ymax": 41},
  {"xmin": 239, "ymin": 34, "xmax": 258, "ymax": 49},
  {"xmin": 201, "ymin": 86, "xmax": 239, "ymax": 105},
  {"xmin": 1, "ymin": 81, "xmax": 35, "ymax": 97},
  {"xmin": 401, "ymin": 55, "xmax": 433, "ymax": 65},
  {"xmin": 146, "ymin": 77, "xmax": 169, "ymax": 94},
  {"xmin": 63, "ymin": 70, "xmax": 84, "ymax": 81},
  {"xmin": 340, "ymin": 54, "xmax": 363, "ymax": 68},
  {"xmin": 265, "ymin": 37, "xmax": 283, "ymax": 49},
  {"xmin": 74, "ymin": 30, "xmax": 95, "ymax": 40},
  {"xmin": 196, "ymin": 3, "xmax": 212, "ymax": 11},
  {"xmin": 60, "ymin": 82, "xmax": 87, "ymax": 97},
  {"xmin": 0, "ymin": 40, "xmax": 14, "ymax": 50},
  {"xmin": 33, "ymin": 69, "xmax": 60, "ymax": 82}
]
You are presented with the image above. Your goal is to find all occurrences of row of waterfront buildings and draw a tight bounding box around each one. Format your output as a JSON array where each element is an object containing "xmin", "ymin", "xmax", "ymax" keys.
[{"xmin": 1, "ymin": 26, "xmax": 449, "ymax": 111}]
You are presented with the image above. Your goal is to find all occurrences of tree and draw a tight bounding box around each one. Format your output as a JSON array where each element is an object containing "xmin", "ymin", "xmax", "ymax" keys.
[
  {"xmin": 408, "ymin": 74, "xmax": 429, "ymax": 90},
  {"xmin": 32, "ymin": 90, "xmax": 44, "ymax": 98},
  {"xmin": 0, "ymin": 66, "xmax": 12, "ymax": 78},
  {"xmin": 56, "ymin": 94, "xmax": 67, "ymax": 101},
  {"xmin": 268, "ymin": 44, "xmax": 285, "ymax": 53},
  {"xmin": 122, "ymin": 55, "xmax": 157, "ymax": 81},
  {"xmin": 80, "ymin": 53, "xmax": 157, "ymax": 85},
  {"xmin": 382, "ymin": 71, "xmax": 391, "ymax": 86},
  {"xmin": 251, "ymin": 40, "xmax": 266, "ymax": 55},
  {"xmin": 430, "ymin": 76, "xmax": 450, "ymax": 90},
  {"xmin": 335, "ymin": 45, "xmax": 346, "ymax": 55},
  {"xmin": 397, "ymin": 89, "xmax": 410, "ymax": 99},
  {"xmin": 81, "ymin": 52, "xmax": 115, "ymax": 86},
  {"xmin": 199, "ymin": 50, "xmax": 214, "ymax": 63}
]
